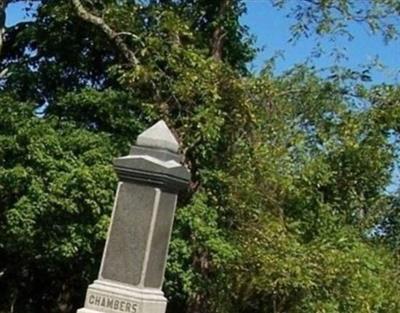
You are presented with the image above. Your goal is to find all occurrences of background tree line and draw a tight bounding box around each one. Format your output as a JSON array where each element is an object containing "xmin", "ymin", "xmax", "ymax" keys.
[{"xmin": 0, "ymin": 1, "xmax": 400, "ymax": 312}]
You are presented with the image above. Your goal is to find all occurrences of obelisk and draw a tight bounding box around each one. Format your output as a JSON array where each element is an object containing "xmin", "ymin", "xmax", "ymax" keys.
[{"xmin": 78, "ymin": 120, "xmax": 190, "ymax": 313}]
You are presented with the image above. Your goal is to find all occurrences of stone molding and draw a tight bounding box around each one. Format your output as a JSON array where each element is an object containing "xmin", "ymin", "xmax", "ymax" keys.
[
  {"xmin": 77, "ymin": 280, "xmax": 166, "ymax": 313},
  {"xmin": 113, "ymin": 155, "xmax": 189, "ymax": 192}
]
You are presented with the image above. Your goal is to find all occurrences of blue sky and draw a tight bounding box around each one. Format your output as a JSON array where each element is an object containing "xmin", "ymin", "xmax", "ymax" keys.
[
  {"xmin": 241, "ymin": 1, "xmax": 400, "ymax": 84},
  {"xmin": 6, "ymin": 1, "xmax": 400, "ymax": 84}
]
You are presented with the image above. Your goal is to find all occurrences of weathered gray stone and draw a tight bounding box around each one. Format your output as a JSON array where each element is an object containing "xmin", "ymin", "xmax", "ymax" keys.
[
  {"xmin": 144, "ymin": 191, "xmax": 177, "ymax": 288},
  {"xmin": 136, "ymin": 120, "xmax": 179, "ymax": 153},
  {"xmin": 78, "ymin": 120, "xmax": 190, "ymax": 313},
  {"xmin": 100, "ymin": 183, "xmax": 156, "ymax": 285},
  {"xmin": 113, "ymin": 155, "xmax": 189, "ymax": 192},
  {"xmin": 129, "ymin": 146, "xmax": 182, "ymax": 162}
]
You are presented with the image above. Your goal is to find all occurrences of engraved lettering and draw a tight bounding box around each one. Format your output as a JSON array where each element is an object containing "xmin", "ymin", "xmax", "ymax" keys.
[
  {"xmin": 114, "ymin": 300, "xmax": 120, "ymax": 310},
  {"xmin": 88, "ymin": 293, "xmax": 139, "ymax": 313},
  {"xmin": 107, "ymin": 297, "xmax": 114, "ymax": 308},
  {"xmin": 89, "ymin": 295, "xmax": 95, "ymax": 305},
  {"xmin": 120, "ymin": 301, "xmax": 125, "ymax": 311}
]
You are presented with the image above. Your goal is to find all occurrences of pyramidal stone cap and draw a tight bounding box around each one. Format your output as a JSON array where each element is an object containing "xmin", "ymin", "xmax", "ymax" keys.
[
  {"xmin": 113, "ymin": 120, "xmax": 189, "ymax": 191},
  {"xmin": 136, "ymin": 120, "xmax": 179, "ymax": 153}
]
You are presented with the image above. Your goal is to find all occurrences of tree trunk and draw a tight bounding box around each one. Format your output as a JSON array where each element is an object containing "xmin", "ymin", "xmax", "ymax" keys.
[
  {"xmin": 211, "ymin": 0, "xmax": 229, "ymax": 61},
  {"xmin": 0, "ymin": 0, "xmax": 7, "ymax": 59},
  {"xmin": 187, "ymin": 251, "xmax": 210, "ymax": 313},
  {"xmin": 0, "ymin": 0, "xmax": 8, "ymax": 78}
]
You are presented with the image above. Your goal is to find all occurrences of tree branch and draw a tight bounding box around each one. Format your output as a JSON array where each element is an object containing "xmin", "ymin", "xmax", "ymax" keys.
[
  {"xmin": 115, "ymin": 31, "xmax": 141, "ymax": 41},
  {"xmin": 211, "ymin": 0, "xmax": 229, "ymax": 61},
  {"xmin": 0, "ymin": 0, "xmax": 8, "ymax": 59},
  {"xmin": 71, "ymin": 0, "xmax": 139, "ymax": 65},
  {"xmin": 0, "ymin": 0, "xmax": 9, "ymax": 78},
  {"xmin": 0, "ymin": 67, "xmax": 8, "ymax": 79}
]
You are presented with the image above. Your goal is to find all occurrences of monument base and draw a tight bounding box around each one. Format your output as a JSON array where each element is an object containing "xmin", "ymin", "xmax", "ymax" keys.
[{"xmin": 77, "ymin": 280, "xmax": 167, "ymax": 313}]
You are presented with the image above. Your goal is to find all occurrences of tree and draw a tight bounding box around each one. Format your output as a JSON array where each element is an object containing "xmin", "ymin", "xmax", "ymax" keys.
[
  {"xmin": 271, "ymin": 0, "xmax": 400, "ymax": 42},
  {"xmin": 0, "ymin": 1, "xmax": 400, "ymax": 313},
  {"xmin": 0, "ymin": 93, "xmax": 119, "ymax": 312}
]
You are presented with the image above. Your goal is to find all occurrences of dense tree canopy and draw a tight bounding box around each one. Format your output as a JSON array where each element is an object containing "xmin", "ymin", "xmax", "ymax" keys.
[{"xmin": 0, "ymin": 1, "xmax": 400, "ymax": 313}]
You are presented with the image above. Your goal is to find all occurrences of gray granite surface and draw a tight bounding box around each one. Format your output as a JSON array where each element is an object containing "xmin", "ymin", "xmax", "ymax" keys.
[{"xmin": 78, "ymin": 120, "xmax": 190, "ymax": 313}]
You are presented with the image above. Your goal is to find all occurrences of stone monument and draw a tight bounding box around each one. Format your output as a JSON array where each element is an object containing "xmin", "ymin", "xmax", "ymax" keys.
[{"xmin": 77, "ymin": 120, "xmax": 190, "ymax": 313}]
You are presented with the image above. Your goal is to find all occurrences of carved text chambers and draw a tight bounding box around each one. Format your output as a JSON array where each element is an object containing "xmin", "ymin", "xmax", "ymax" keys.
[{"xmin": 88, "ymin": 293, "xmax": 138, "ymax": 313}]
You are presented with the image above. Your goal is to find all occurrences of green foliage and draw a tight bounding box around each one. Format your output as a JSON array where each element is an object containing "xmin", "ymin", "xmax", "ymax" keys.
[
  {"xmin": 272, "ymin": 0, "xmax": 400, "ymax": 43},
  {"xmin": 0, "ymin": 1, "xmax": 400, "ymax": 313},
  {"xmin": 187, "ymin": 68, "xmax": 400, "ymax": 312},
  {"xmin": 0, "ymin": 94, "xmax": 117, "ymax": 312}
]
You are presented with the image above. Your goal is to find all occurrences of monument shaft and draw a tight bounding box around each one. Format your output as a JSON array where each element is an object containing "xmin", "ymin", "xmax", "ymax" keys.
[
  {"xmin": 78, "ymin": 121, "xmax": 190, "ymax": 313},
  {"xmin": 99, "ymin": 182, "xmax": 177, "ymax": 288}
]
